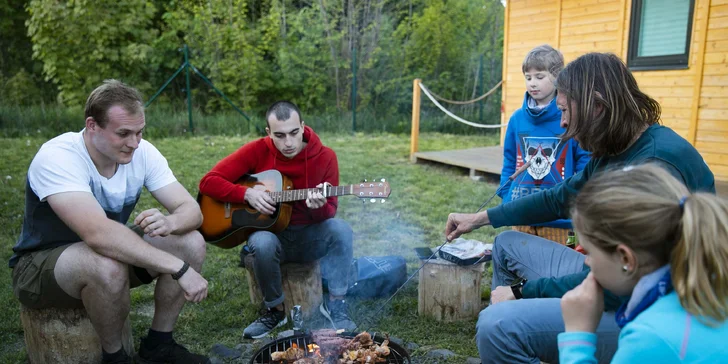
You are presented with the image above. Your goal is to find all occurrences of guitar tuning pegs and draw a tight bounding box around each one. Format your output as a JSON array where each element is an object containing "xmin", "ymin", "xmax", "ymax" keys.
[
  {"xmin": 381, "ymin": 199, "xmax": 385, "ymax": 203},
  {"xmin": 370, "ymin": 199, "xmax": 376, "ymax": 203},
  {"xmin": 380, "ymin": 178, "xmax": 386, "ymax": 182},
  {"xmin": 363, "ymin": 179, "xmax": 368, "ymax": 182}
]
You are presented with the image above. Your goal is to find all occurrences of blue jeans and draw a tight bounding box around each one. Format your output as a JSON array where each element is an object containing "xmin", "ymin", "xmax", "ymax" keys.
[
  {"xmin": 247, "ymin": 218, "xmax": 353, "ymax": 308},
  {"xmin": 476, "ymin": 231, "xmax": 620, "ymax": 363}
]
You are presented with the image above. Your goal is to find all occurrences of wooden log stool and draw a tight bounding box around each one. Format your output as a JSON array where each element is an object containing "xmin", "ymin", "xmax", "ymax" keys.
[
  {"xmin": 418, "ymin": 258, "xmax": 485, "ymax": 321},
  {"xmin": 20, "ymin": 305, "xmax": 134, "ymax": 363},
  {"xmin": 243, "ymin": 254, "xmax": 323, "ymax": 320}
]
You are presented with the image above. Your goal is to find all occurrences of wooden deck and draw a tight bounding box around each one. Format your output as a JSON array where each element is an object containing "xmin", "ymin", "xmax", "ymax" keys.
[
  {"xmin": 412, "ymin": 146, "xmax": 504, "ymax": 179},
  {"xmin": 413, "ymin": 146, "xmax": 728, "ymax": 198}
]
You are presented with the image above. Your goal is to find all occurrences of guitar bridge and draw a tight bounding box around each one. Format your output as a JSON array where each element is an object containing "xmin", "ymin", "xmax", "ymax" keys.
[{"xmin": 224, "ymin": 202, "xmax": 231, "ymax": 219}]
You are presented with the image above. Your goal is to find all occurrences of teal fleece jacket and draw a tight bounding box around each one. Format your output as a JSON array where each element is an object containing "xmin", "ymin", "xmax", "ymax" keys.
[{"xmin": 487, "ymin": 124, "xmax": 715, "ymax": 310}]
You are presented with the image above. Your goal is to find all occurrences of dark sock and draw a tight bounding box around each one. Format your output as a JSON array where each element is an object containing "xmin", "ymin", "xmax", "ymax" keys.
[
  {"xmin": 102, "ymin": 348, "xmax": 126, "ymax": 362},
  {"xmin": 144, "ymin": 329, "xmax": 174, "ymax": 350}
]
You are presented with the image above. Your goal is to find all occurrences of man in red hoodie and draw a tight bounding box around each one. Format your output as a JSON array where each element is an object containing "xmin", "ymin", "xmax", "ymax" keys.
[{"xmin": 199, "ymin": 101, "xmax": 354, "ymax": 339}]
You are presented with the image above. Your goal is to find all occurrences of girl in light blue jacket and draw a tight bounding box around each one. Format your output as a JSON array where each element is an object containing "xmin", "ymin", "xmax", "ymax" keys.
[{"xmin": 558, "ymin": 164, "xmax": 728, "ymax": 363}]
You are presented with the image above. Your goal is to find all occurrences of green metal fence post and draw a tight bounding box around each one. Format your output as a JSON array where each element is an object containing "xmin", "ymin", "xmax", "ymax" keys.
[
  {"xmin": 478, "ymin": 54, "xmax": 484, "ymax": 122},
  {"xmin": 145, "ymin": 44, "xmax": 254, "ymax": 133},
  {"xmin": 184, "ymin": 45, "xmax": 193, "ymax": 132},
  {"xmin": 352, "ymin": 48, "xmax": 357, "ymax": 133},
  {"xmin": 145, "ymin": 63, "xmax": 186, "ymax": 108}
]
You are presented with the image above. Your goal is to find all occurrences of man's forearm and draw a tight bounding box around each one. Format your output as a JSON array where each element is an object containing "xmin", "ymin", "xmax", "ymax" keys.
[
  {"xmin": 167, "ymin": 200, "xmax": 203, "ymax": 234},
  {"xmin": 86, "ymin": 221, "xmax": 186, "ymax": 275},
  {"xmin": 473, "ymin": 211, "xmax": 490, "ymax": 228}
]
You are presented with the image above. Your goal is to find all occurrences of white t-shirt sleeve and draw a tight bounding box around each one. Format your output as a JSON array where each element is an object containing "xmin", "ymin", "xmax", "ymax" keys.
[
  {"xmin": 28, "ymin": 145, "xmax": 92, "ymax": 201},
  {"xmin": 142, "ymin": 141, "xmax": 177, "ymax": 192}
]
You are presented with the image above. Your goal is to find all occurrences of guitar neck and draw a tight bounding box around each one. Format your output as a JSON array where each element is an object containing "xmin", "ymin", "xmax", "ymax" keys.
[{"xmin": 268, "ymin": 185, "xmax": 353, "ymax": 203}]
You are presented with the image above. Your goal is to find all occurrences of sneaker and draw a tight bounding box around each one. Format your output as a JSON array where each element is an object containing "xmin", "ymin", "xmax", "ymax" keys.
[
  {"xmin": 243, "ymin": 308, "xmax": 288, "ymax": 339},
  {"xmin": 134, "ymin": 337, "xmax": 210, "ymax": 364},
  {"xmin": 101, "ymin": 350, "xmax": 132, "ymax": 364},
  {"xmin": 320, "ymin": 299, "xmax": 356, "ymax": 331}
]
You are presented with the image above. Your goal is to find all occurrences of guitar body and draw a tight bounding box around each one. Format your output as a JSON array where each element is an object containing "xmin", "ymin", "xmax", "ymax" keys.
[{"xmin": 197, "ymin": 170, "xmax": 293, "ymax": 249}]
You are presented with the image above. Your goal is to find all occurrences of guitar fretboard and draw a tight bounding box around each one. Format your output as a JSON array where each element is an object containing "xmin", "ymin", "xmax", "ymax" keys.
[{"xmin": 268, "ymin": 185, "xmax": 351, "ymax": 203}]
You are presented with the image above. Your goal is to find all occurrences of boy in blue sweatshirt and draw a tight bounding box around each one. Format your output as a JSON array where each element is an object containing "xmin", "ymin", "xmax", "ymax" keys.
[{"xmin": 500, "ymin": 45, "xmax": 590, "ymax": 245}]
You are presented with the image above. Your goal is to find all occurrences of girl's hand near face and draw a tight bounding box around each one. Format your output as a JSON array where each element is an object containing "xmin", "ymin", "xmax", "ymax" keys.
[{"xmin": 561, "ymin": 272, "xmax": 605, "ymax": 333}]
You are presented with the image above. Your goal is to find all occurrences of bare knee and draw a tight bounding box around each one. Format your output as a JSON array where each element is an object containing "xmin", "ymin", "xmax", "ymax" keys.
[
  {"xmin": 89, "ymin": 255, "xmax": 129, "ymax": 296},
  {"xmin": 179, "ymin": 230, "xmax": 206, "ymax": 268}
]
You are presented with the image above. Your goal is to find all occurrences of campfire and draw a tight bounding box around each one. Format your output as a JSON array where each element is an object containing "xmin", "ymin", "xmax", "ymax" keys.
[{"xmin": 250, "ymin": 330, "xmax": 410, "ymax": 364}]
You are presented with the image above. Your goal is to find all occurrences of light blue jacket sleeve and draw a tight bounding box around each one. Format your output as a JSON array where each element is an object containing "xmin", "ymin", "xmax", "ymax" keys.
[
  {"xmin": 498, "ymin": 115, "xmax": 518, "ymax": 199},
  {"xmin": 557, "ymin": 332, "xmax": 597, "ymax": 364},
  {"xmin": 558, "ymin": 324, "xmax": 680, "ymax": 364},
  {"xmin": 610, "ymin": 322, "xmax": 679, "ymax": 363},
  {"xmin": 573, "ymin": 141, "xmax": 591, "ymax": 173}
]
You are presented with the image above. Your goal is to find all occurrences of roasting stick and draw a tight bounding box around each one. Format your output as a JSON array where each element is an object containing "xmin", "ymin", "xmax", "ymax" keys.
[{"xmin": 351, "ymin": 160, "xmax": 533, "ymax": 334}]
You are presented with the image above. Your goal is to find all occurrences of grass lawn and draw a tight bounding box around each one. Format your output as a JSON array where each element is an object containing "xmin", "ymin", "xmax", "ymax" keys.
[{"xmin": 0, "ymin": 132, "xmax": 507, "ymax": 363}]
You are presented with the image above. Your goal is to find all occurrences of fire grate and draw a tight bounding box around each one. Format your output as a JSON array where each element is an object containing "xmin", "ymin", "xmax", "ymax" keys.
[{"xmin": 250, "ymin": 332, "xmax": 410, "ymax": 364}]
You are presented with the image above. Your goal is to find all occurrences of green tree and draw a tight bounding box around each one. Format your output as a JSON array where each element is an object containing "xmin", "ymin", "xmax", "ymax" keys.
[{"xmin": 26, "ymin": 0, "xmax": 160, "ymax": 106}]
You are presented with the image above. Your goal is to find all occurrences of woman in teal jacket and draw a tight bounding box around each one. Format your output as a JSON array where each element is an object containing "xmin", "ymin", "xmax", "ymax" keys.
[{"xmin": 559, "ymin": 164, "xmax": 728, "ymax": 363}]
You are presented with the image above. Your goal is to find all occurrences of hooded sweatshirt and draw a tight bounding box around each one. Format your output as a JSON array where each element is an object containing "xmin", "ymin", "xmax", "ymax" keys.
[
  {"xmin": 199, "ymin": 125, "xmax": 338, "ymax": 225},
  {"xmin": 499, "ymin": 92, "xmax": 591, "ymax": 229}
]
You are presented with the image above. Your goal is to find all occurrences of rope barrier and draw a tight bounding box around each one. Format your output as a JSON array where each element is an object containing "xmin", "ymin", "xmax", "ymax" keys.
[
  {"xmin": 419, "ymin": 82, "xmax": 507, "ymax": 129},
  {"xmin": 427, "ymin": 80, "xmax": 503, "ymax": 105}
]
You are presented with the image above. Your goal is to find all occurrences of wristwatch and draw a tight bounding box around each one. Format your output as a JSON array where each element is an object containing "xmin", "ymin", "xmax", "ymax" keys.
[{"xmin": 510, "ymin": 278, "xmax": 527, "ymax": 299}]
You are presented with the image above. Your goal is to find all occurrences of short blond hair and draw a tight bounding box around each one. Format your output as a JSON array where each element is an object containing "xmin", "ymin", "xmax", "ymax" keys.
[
  {"xmin": 572, "ymin": 164, "xmax": 728, "ymax": 325},
  {"xmin": 522, "ymin": 44, "xmax": 564, "ymax": 78}
]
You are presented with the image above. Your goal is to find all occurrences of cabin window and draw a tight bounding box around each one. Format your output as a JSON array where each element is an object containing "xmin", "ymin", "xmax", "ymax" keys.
[{"xmin": 627, "ymin": 0, "xmax": 695, "ymax": 70}]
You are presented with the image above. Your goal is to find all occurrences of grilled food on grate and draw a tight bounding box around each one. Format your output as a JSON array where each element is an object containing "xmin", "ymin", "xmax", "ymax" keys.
[
  {"xmin": 269, "ymin": 331, "xmax": 394, "ymax": 364},
  {"xmin": 270, "ymin": 343, "xmax": 305, "ymax": 362},
  {"xmin": 339, "ymin": 332, "xmax": 390, "ymax": 363}
]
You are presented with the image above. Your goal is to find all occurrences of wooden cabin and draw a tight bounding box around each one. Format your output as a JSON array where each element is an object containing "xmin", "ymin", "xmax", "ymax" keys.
[{"xmin": 501, "ymin": 0, "xmax": 728, "ymax": 181}]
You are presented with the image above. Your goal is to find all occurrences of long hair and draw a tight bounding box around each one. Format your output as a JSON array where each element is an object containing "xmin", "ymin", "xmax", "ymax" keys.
[
  {"xmin": 572, "ymin": 164, "xmax": 728, "ymax": 324},
  {"xmin": 556, "ymin": 53, "xmax": 661, "ymax": 157}
]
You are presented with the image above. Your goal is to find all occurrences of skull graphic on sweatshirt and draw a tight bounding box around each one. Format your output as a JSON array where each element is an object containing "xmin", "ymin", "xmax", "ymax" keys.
[{"xmin": 523, "ymin": 137, "xmax": 561, "ymax": 180}]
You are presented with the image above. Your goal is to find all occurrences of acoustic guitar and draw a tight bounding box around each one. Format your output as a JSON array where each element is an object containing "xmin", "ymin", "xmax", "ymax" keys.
[{"xmin": 197, "ymin": 169, "xmax": 391, "ymax": 248}]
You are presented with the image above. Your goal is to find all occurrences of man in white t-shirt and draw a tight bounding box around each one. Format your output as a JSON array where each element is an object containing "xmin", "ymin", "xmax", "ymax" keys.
[{"xmin": 10, "ymin": 80, "xmax": 210, "ymax": 364}]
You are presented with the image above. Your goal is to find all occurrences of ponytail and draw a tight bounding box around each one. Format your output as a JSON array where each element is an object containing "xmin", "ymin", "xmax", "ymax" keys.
[{"xmin": 671, "ymin": 194, "xmax": 728, "ymax": 325}]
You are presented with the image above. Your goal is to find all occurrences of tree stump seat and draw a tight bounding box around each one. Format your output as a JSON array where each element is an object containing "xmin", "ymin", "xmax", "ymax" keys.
[
  {"xmin": 20, "ymin": 305, "xmax": 134, "ymax": 364},
  {"xmin": 243, "ymin": 254, "xmax": 323, "ymax": 320},
  {"xmin": 417, "ymin": 258, "xmax": 486, "ymax": 321}
]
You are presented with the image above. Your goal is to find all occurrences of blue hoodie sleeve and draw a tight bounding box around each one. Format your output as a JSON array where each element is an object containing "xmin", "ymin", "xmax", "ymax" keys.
[
  {"xmin": 573, "ymin": 141, "xmax": 591, "ymax": 173},
  {"xmin": 557, "ymin": 332, "xmax": 598, "ymax": 364},
  {"xmin": 499, "ymin": 115, "xmax": 518, "ymax": 199}
]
